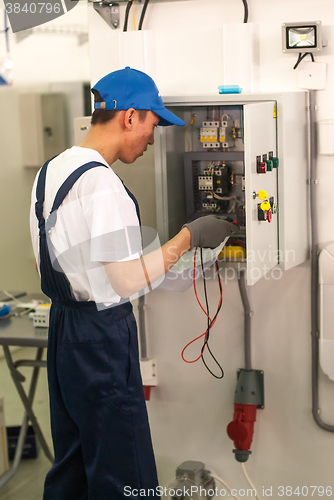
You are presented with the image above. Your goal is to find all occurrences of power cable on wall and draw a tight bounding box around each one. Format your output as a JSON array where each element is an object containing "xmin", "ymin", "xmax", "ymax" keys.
[
  {"xmin": 238, "ymin": 270, "xmax": 252, "ymax": 370},
  {"xmin": 138, "ymin": 0, "xmax": 150, "ymax": 30},
  {"xmin": 132, "ymin": 0, "xmax": 136, "ymax": 30},
  {"xmin": 123, "ymin": 0, "xmax": 150, "ymax": 31},
  {"xmin": 123, "ymin": 0, "xmax": 132, "ymax": 31},
  {"xmin": 242, "ymin": 0, "xmax": 248, "ymax": 23},
  {"xmin": 293, "ymin": 52, "xmax": 314, "ymax": 70}
]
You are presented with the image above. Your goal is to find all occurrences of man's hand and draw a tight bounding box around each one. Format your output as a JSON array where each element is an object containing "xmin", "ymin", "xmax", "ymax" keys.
[
  {"xmin": 182, "ymin": 215, "xmax": 239, "ymax": 249},
  {"xmin": 104, "ymin": 217, "xmax": 238, "ymax": 298}
]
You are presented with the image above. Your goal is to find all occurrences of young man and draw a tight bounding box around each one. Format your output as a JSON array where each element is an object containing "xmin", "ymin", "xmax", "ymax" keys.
[{"xmin": 30, "ymin": 67, "xmax": 238, "ymax": 500}]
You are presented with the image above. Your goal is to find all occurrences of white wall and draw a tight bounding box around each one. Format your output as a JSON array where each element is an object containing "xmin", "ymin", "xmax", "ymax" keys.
[
  {"xmin": 0, "ymin": 3, "xmax": 90, "ymax": 293},
  {"xmin": 88, "ymin": 0, "xmax": 334, "ymax": 496},
  {"xmin": 0, "ymin": 3, "xmax": 90, "ymax": 85}
]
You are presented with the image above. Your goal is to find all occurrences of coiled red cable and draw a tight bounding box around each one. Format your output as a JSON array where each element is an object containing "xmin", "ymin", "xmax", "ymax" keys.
[{"xmin": 181, "ymin": 247, "xmax": 223, "ymax": 363}]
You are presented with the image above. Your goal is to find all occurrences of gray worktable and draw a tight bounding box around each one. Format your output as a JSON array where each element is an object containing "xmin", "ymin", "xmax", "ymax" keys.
[
  {"xmin": 0, "ymin": 309, "xmax": 53, "ymax": 489},
  {"xmin": 0, "ymin": 314, "xmax": 48, "ymax": 348}
]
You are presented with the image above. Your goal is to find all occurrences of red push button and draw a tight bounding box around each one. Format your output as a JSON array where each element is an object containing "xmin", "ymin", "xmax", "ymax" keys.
[
  {"xmin": 265, "ymin": 208, "xmax": 272, "ymax": 223},
  {"xmin": 257, "ymin": 162, "xmax": 267, "ymax": 174}
]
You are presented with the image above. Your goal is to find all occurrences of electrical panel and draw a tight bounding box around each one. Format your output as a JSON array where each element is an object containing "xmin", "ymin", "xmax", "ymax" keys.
[
  {"xmin": 154, "ymin": 92, "xmax": 308, "ymax": 285},
  {"xmin": 19, "ymin": 93, "xmax": 66, "ymax": 167}
]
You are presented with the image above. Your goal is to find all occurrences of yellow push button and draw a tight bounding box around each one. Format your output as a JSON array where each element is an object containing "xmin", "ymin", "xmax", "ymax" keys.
[
  {"xmin": 258, "ymin": 190, "xmax": 267, "ymax": 200},
  {"xmin": 261, "ymin": 201, "xmax": 271, "ymax": 211}
]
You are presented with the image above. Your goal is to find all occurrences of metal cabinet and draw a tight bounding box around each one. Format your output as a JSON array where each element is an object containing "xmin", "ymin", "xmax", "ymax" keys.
[
  {"xmin": 19, "ymin": 93, "xmax": 66, "ymax": 167},
  {"xmin": 154, "ymin": 92, "xmax": 309, "ymax": 285}
]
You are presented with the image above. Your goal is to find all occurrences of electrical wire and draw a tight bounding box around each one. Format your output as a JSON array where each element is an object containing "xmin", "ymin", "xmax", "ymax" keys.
[
  {"xmin": 185, "ymin": 131, "xmax": 191, "ymax": 152},
  {"xmin": 200, "ymin": 249, "xmax": 211, "ymax": 359},
  {"xmin": 181, "ymin": 249, "xmax": 212, "ymax": 363},
  {"xmin": 1, "ymin": 291, "xmax": 36, "ymax": 316},
  {"xmin": 2, "ymin": 290, "xmax": 25, "ymax": 306},
  {"xmin": 123, "ymin": 0, "xmax": 133, "ymax": 31},
  {"xmin": 200, "ymin": 255, "xmax": 224, "ymax": 379},
  {"xmin": 210, "ymin": 474, "xmax": 242, "ymax": 500},
  {"xmin": 212, "ymin": 193, "xmax": 240, "ymax": 213},
  {"xmin": 132, "ymin": 0, "xmax": 136, "ymax": 31},
  {"xmin": 138, "ymin": 0, "xmax": 150, "ymax": 30},
  {"xmin": 210, "ymin": 466, "xmax": 261, "ymax": 500},
  {"xmin": 185, "ymin": 116, "xmax": 195, "ymax": 152},
  {"xmin": 213, "ymin": 194, "xmax": 237, "ymax": 201},
  {"xmin": 242, "ymin": 0, "xmax": 248, "ymax": 23},
  {"xmin": 198, "ymin": 261, "xmax": 223, "ymax": 334},
  {"xmin": 181, "ymin": 249, "xmax": 223, "ymax": 366},
  {"xmin": 241, "ymin": 463, "xmax": 261, "ymax": 500},
  {"xmin": 293, "ymin": 52, "xmax": 315, "ymax": 70}
]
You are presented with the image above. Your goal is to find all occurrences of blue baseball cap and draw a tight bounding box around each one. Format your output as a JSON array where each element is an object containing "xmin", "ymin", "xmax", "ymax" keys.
[{"xmin": 91, "ymin": 67, "xmax": 186, "ymax": 127}]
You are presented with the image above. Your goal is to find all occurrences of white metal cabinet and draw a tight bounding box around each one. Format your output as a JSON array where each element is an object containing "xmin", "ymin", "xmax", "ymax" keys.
[
  {"xmin": 154, "ymin": 92, "xmax": 308, "ymax": 285},
  {"xmin": 19, "ymin": 93, "xmax": 66, "ymax": 167},
  {"xmin": 244, "ymin": 101, "xmax": 278, "ymax": 284}
]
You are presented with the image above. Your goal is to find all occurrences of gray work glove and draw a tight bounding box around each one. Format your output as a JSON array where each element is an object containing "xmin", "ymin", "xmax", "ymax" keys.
[{"xmin": 182, "ymin": 215, "xmax": 239, "ymax": 249}]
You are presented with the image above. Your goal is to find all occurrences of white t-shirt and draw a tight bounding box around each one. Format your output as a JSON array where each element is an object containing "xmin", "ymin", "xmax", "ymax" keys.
[{"xmin": 30, "ymin": 146, "xmax": 141, "ymax": 306}]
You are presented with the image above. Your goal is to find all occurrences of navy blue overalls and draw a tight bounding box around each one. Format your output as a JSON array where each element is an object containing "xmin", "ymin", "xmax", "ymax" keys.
[{"xmin": 35, "ymin": 159, "xmax": 159, "ymax": 500}]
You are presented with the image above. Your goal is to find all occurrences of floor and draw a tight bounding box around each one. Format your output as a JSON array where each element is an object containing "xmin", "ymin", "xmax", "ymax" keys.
[{"xmin": 0, "ymin": 347, "xmax": 52, "ymax": 500}]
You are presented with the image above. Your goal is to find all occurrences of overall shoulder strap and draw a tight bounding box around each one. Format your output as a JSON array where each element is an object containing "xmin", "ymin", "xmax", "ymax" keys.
[
  {"xmin": 122, "ymin": 184, "xmax": 141, "ymax": 226},
  {"xmin": 35, "ymin": 156, "xmax": 57, "ymax": 226},
  {"xmin": 51, "ymin": 161, "xmax": 108, "ymax": 214},
  {"xmin": 46, "ymin": 161, "xmax": 108, "ymax": 230}
]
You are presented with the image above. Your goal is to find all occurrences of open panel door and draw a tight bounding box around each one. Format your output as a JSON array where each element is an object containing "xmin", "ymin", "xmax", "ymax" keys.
[{"xmin": 244, "ymin": 101, "xmax": 278, "ymax": 285}]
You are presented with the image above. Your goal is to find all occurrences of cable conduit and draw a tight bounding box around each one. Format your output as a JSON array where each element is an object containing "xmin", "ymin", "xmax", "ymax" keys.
[{"xmin": 309, "ymin": 89, "xmax": 334, "ymax": 432}]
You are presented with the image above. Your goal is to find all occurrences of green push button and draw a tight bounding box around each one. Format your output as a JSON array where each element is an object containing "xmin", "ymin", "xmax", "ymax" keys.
[
  {"xmin": 272, "ymin": 157, "xmax": 279, "ymax": 168},
  {"xmin": 266, "ymin": 160, "xmax": 273, "ymax": 171}
]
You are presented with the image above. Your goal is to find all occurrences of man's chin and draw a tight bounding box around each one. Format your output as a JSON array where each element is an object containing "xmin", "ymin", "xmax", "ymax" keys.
[{"xmin": 120, "ymin": 155, "xmax": 141, "ymax": 164}]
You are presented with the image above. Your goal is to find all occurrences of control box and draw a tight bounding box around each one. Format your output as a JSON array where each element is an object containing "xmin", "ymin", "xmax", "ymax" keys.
[{"xmin": 154, "ymin": 92, "xmax": 308, "ymax": 285}]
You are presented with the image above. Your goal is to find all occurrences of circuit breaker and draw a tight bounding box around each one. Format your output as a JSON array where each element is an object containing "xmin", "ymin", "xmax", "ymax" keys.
[{"xmin": 154, "ymin": 93, "xmax": 308, "ymax": 285}]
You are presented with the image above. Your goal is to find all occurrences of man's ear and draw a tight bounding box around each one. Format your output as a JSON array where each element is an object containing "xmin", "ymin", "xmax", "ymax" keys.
[{"xmin": 124, "ymin": 108, "xmax": 136, "ymax": 130}]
